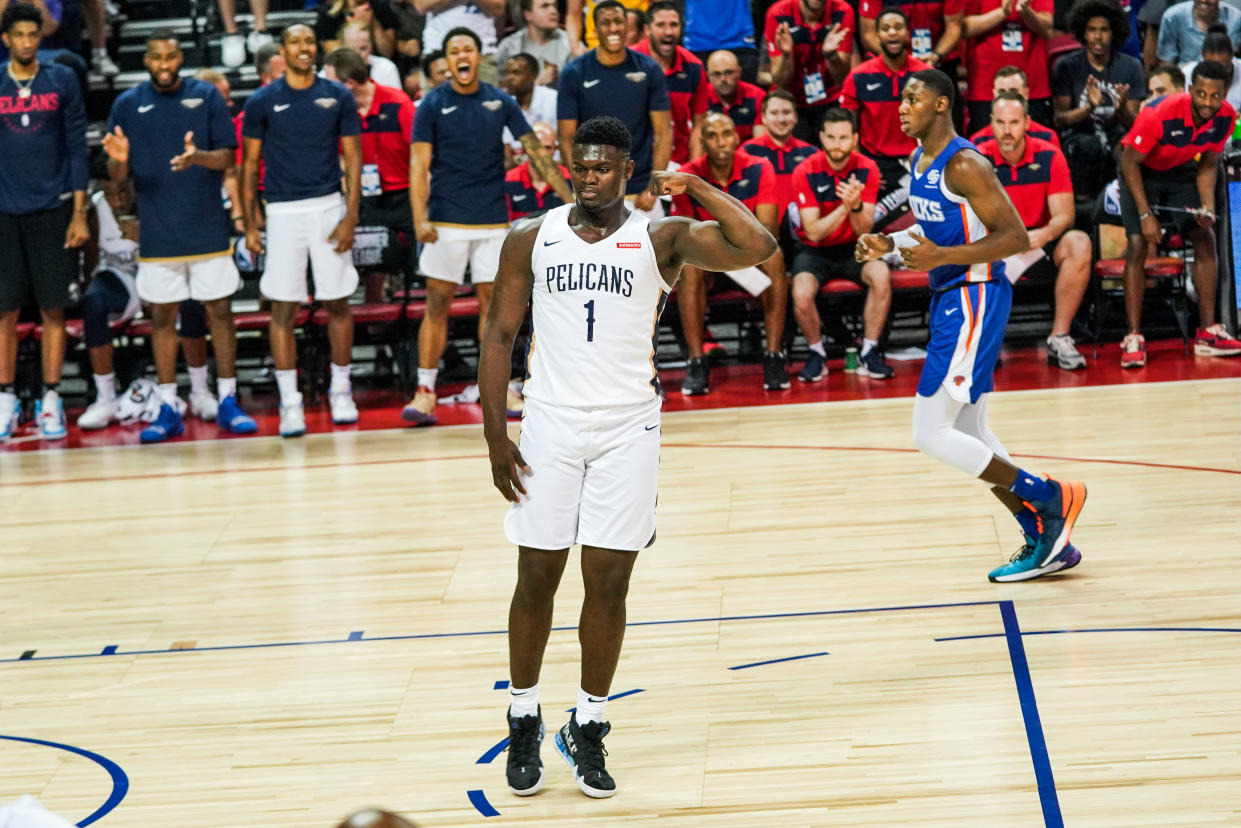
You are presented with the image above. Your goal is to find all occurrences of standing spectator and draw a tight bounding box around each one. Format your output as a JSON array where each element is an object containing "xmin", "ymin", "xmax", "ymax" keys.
[
  {"xmin": 671, "ymin": 112, "xmax": 789, "ymax": 395},
  {"xmin": 505, "ymin": 121, "xmax": 570, "ymax": 222},
  {"xmin": 104, "ymin": 32, "xmax": 257, "ymax": 443},
  {"xmin": 0, "ymin": 1, "xmax": 87, "ymax": 442},
  {"xmin": 981, "ymin": 92, "xmax": 1092, "ymax": 369},
  {"xmin": 1053, "ymin": 0, "xmax": 1144, "ymax": 200},
  {"xmin": 565, "ymin": 0, "xmax": 647, "ymax": 56},
  {"xmin": 389, "ymin": 0, "xmax": 426, "ymax": 72},
  {"xmin": 969, "ymin": 65, "xmax": 1062, "ymax": 147},
  {"xmin": 840, "ymin": 8, "xmax": 930, "ymax": 222},
  {"xmin": 557, "ymin": 0, "xmax": 671, "ymax": 214},
  {"xmin": 1117, "ymin": 60, "xmax": 1241, "ymax": 366},
  {"xmin": 317, "ymin": 0, "xmax": 398, "ymax": 56},
  {"xmin": 704, "ymin": 49, "xmax": 766, "ymax": 142},
  {"xmin": 1181, "ymin": 23, "xmax": 1241, "ymax": 110},
  {"xmin": 495, "ymin": 0, "xmax": 572, "ymax": 86},
  {"xmin": 241, "ymin": 24, "xmax": 364, "ymax": 437},
  {"xmin": 501, "ymin": 53, "xmax": 557, "ymax": 162},
  {"xmin": 631, "ymin": 0, "xmax": 709, "ymax": 165},
  {"xmin": 1156, "ymin": 0, "xmax": 1241, "ymax": 66},
  {"xmin": 765, "ymin": 0, "xmax": 855, "ymax": 143},
  {"xmin": 405, "ymin": 27, "xmax": 570, "ymax": 425},
  {"xmin": 962, "ymin": 0, "xmax": 1055, "ymax": 133},
  {"xmin": 418, "ymin": 0, "xmax": 502, "ymax": 82},
  {"xmin": 218, "ymin": 0, "xmax": 270, "ymax": 68},
  {"xmin": 858, "ymin": 0, "xmax": 963, "ymax": 71},
  {"xmin": 684, "ymin": 0, "xmax": 759, "ymax": 83},
  {"xmin": 789, "ymin": 108, "xmax": 894, "ymax": 381},
  {"xmin": 742, "ymin": 88, "xmax": 817, "ymax": 267},
  {"xmin": 342, "ymin": 19, "xmax": 403, "ymax": 88}
]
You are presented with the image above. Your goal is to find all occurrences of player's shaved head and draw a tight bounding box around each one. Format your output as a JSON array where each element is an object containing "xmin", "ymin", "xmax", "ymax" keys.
[{"xmin": 336, "ymin": 810, "xmax": 418, "ymax": 828}]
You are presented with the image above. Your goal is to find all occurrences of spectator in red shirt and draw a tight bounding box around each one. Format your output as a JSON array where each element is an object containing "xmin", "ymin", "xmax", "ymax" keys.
[
  {"xmin": 670, "ymin": 112, "xmax": 789, "ymax": 395},
  {"xmin": 1118, "ymin": 60, "xmax": 1241, "ymax": 366},
  {"xmin": 631, "ymin": 1, "xmax": 709, "ymax": 165},
  {"xmin": 969, "ymin": 65, "xmax": 1062, "ymax": 148},
  {"xmin": 743, "ymin": 89, "xmax": 818, "ymax": 267},
  {"xmin": 789, "ymin": 108, "xmax": 894, "ymax": 381},
  {"xmin": 858, "ymin": 0, "xmax": 963, "ymax": 70},
  {"xmin": 765, "ymin": 0, "xmax": 855, "ymax": 142},
  {"xmin": 980, "ymin": 92, "xmax": 1092, "ymax": 370},
  {"xmin": 704, "ymin": 49, "xmax": 766, "ymax": 143},
  {"xmin": 962, "ymin": 0, "xmax": 1055, "ymax": 133},
  {"xmin": 505, "ymin": 121, "xmax": 571, "ymax": 222}
]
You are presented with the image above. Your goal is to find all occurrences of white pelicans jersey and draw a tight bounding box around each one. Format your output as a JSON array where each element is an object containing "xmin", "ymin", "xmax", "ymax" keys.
[{"xmin": 523, "ymin": 203, "xmax": 672, "ymax": 408}]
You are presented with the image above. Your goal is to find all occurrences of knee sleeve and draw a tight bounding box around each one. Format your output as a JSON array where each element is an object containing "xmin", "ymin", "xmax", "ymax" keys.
[
  {"xmin": 912, "ymin": 388, "xmax": 994, "ymax": 477},
  {"xmin": 952, "ymin": 393, "xmax": 1012, "ymax": 463},
  {"xmin": 178, "ymin": 299, "xmax": 208, "ymax": 339}
]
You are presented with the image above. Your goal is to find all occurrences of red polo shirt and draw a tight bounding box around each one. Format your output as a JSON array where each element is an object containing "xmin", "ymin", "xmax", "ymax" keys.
[
  {"xmin": 859, "ymin": 0, "xmax": 965, "ymax": 59},
  {"xmin": 764, "ymin": 0, "xmax": 856, "ymax": 110},
  {"xmin": 1121, "ymin": 92, "xmax": 1238, "ymax": 171},
  {"xmin": 970, "ymin": 119, "xmax": 1061, "ymax": 149},
  {"xmin": 671, "ymin": 150, "xmax": 778, "ymax": 220},
  {"xmin": 505, "ymin": 161, "xmax": 571, "ymax": 223},
  {"xmin": 977, "ymin": 136, "xmax": 1071, "ymax": 228},
  {"xmin": 359, "ymin": 83, "xmax": 415, "ymax": 193},
  {"xmin": 631, "ymin": 39, "xmax": 710, "ymax": 165},
  {"xmin": 791, "ymin": 150, "xmax": 881, "ymax": 247},
  {"xmin": 839, "ymin": 53, "xmax": 932, "ymax": 158},
  {"xmin": 962, "ymin": 0, "xmax": 1053, "ymax": 102},
  {"xmin": 743, "ymin": 132, "xmax": 818, "ymax": 215},
  {"xmin": 706, "ymin": 80, "xmax": 767, "ymax": 142}
]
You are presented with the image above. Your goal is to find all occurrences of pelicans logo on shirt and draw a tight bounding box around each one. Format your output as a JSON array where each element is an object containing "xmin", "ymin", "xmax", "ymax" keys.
[
  {"xmin": 483, "ymin": 100, "xmax": 503, "ymax": 111},
  {"xmin": 181, "ymin": 98, "xmax": 204, "ymax": 109},
  {"xmin": 315, "ymin": 98, "xmax": 339, "ymax": 108},
  {"xmin": 625, "ymin": 72, "xmax": 647, "ymax": 83}
]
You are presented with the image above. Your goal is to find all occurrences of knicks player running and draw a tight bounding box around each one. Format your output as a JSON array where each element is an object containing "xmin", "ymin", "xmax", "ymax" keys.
[
  {"xmin": 479, "ymin": 116, "xmax": 776, "ymax": 799},
  {"xmin": 855, "ymin": 69, "xmax": 1088, "ymax": 583}
]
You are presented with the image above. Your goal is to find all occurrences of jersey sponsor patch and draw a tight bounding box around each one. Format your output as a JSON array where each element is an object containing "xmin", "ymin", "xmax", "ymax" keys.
[{"xmin": 617, "ymin": 241, "xmax": 642, "ymax": 248}]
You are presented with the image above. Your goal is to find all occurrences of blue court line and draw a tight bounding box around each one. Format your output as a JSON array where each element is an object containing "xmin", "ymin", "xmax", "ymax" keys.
[
  {"xmin": 936, "ymin": 626, "xmax": 1241, "ymax": 642},
  {"xmin": 999, "ymin": 601, "xmax": 1063, "ymax": 828},
  {"xmin": 0, "ymin": 734, "xmax": 129, "ymax": 826},
  {"xmin": 3, "ymin": 600, "xmax": 1000, "ymax": 665},
  {"xmin": 729, "ymin": 651, "xmax": 829, "ymax": 670},
  {"xmin": 493, "ymin": 679, "xmax": 509, "ymax": 690},
  {"xmin": 466, "ymin": 790, "xmax": 499, "ymax": 818}
]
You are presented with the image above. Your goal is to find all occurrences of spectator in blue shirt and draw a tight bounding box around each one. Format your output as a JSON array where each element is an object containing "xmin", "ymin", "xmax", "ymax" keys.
[
  {"xmin": 1156, "ymin": 0, "xmax": 1241, "ymax": 65},
  {"xmin": 683, "ymin": 0, "xmax": 759, "ymax": 83}
]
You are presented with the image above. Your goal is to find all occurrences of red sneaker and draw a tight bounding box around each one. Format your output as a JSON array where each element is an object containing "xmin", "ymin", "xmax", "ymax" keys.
[
  {"xmin": 1120, "ymin": 332, "xmax": 1146, "ymax": 368},
  {"xmin": 1194, "ymin": 324, "xmax": 1241, "ymax": 357}
]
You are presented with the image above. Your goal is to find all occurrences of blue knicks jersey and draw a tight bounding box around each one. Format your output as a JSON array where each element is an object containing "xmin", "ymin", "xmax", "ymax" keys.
[{"xmin": 908, "ymin": 136, "xmax": 1005, "ymax": 290}]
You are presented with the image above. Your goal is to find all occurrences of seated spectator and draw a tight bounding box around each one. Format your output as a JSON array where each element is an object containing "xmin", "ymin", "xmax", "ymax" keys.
[
  {"xmin": 670, "ymin": 112, "xmax": 789, "ymax": 394},
  {"xmin": 420, "ymin": 0, "xmax": 501, "ymax": 83},
  {"xmin": 1156, "ymin": 0, "xmax": 1241, "ymax": 66},
  {"xmin": 742, "ymin": 89, "xmax": 818, "ymax": 267},
  {"xmin": 218, "ymin": 0, "xmax": 270, "ymax": 68},
  {"xmin": 839, "ymin": 8, "xmax": 930, "ymax": 226},
  {"xmin": 765, "ymin": 0, "xmax": 855, "ymax": 142},
  {"xmin": 565, "ymin": 0, "xmax": 648, "ymax": 56},
  {"xmin": 962, "ymin": 0, "xmax": 1055, "ymax": 133},
  {"xmin": 342, "ymin": 19, "xmax": 403, "ymax": 89},
  {"xmin": 1053, "ymin": 0, "xmax": 1144, "ymax": 200},
  {"xmin": 705, "ymin": 49, "xmax": 767, "ymax": 143},
  {"xmin": 1117, "ymin": 60, "xmax": 1241, "ymax": 367},
  {"xmin": 316, "ymin": 0, "xmax": 398, "ymax": 57},
  {"xmin": 494, "ymin": 0, "xmax": 571, "ymax": 86},
  {"xmin": 624, "ymin": 5, "xmax": 646, "ymax": 44},
  {"xmin": 1111, "ymin": 0, "xmax": 1146, "ymax": 60},
  {"xmin": 632, "ymin": 1, "xmax": 709, "ymax": 165},
  {"xmin": 981, "ymin": 92, "xmax": 1092, "ymax": 369},
  {"xmin": 858, "ymin": 0, "xmax": 963, "ymax": 69},
  {"xmin": 789, "ymin": 107, "xmax": 893, "ymax": 381},
  {"xmin": 970, "ymin": 65, "xmax": 1061, "ymax": 146},
  {"xmin": 684, "ymin": 0, "xmax": 759, "ymax": 83},
  {"xmin": 501, "ymin": 52, "xmax": 557, "ymax": 162},
  {"xmin": 505, "ymin": 121, "xmax": 570, "ymax": 222},
  {"xmin": 412, "ymin": 48, "xmax": 449, "ymax": 105},
  {"xmin": 1181, "ymin": 22, "xmax": 1241, "ymax": 110},
  {"xmin": 1145, "ymin": 60, "xmax": 1184, "ymax": 100}
]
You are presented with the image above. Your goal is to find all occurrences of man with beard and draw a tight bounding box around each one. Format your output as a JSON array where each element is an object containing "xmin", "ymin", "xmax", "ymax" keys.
[
  {"xmin": 631, "ymin": 0, "xmax": 709, "ymax": 166},
  {"xmin": 104, "ymin": 31, "xmax": 257, "ymax": 442},
  {"xmin": 1180, "ymin": 23, "xmax": 1241, "ymax": 110},
  {"xmin": 969, "ymin": 65, "xmax": 1061, "ymax": 148},
  {"xmin": 704, "ymin": 49, "xmax": 767, "ymax": 143},
  {"xmin": 1052, "ymin": 0, "xmax": 1144, "ymax": 199},
  {"xmin": 0, "ymin": 1, "xmax": 87, "ymax": 442},
  {"xmin": 840, "ymin": 8, "xmax": 930, "ymax": 226},
  {"xmin": 858, "ymin": 0, "xmax": 963, "ymax": 70},
  {"xmin": 1116, "ymin": 59, "xmax": 1241, "ymax": 367},
  {"xmin": 242, "ymin": 24, "xmax": 363, "ymax": 437}
]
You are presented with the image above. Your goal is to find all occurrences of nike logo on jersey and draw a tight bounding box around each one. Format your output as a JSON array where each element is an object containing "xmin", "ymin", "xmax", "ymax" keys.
[
  {"xmin": 1170, "ymin": 130, "xmax": 1184, "ymax": 137},
  {"xmin": 816, "ymin": 183, "xmax": 831, "ymax": 193},
  {"xmin": 945, "ymin": 307, "xmax": 958, "ymax": 316},
  {"xmin": 644, "ymin": 424, "xmax": 658, "ymax": 431},
  {"xmin": 543, "ymin": 239, "xmax": 562, "ymax": 246},
  {"xmin": 273, "ymin": 103, "xmax": 291, "ymax": 112},
  {"xmin": 442, "ymin": 105, "xmax": 457, "ymax": 113},
  {"xmin": 866, "ymin": 82, "xmax": 881, "ymax": 91},
  {"xmin": 138, "ymin": 104, "xmax": 154, "ymax": 113},
  {"xmin": 583, "ymin": 79, "xmax": 601, "ymax": 88}
]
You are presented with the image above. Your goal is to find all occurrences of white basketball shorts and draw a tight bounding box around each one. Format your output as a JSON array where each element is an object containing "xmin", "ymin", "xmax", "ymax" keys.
[
  {"xmin": 261, "ymin": 193, "xmax": 360, "ymax": 302},
  {"xmin": 504, "ymin": 396, "xmax": 662, "ymax": 552},
  {"xmin": 136, "ymin": 253, "xmax": 240, "ymax": 304},
  {"xmin": 419, "ymin": 225, "xmax": 507, "ymax": 285}
]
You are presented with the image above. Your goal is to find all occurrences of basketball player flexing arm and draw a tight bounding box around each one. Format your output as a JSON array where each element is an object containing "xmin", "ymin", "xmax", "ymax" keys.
[
  {"xmin": 855, "ymin": 69, "xmax": 1088, "ymax": 583},
  {"xmin": 478, "ymin": 116, "xmax": 775, "ymax": 800}
]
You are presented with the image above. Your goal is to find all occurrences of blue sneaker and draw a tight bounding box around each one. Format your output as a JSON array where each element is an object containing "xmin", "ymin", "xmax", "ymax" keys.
[
  {"xmin": 216, "ymin": 394, "xmax": 257, "ymax": 434},
  {"xmin": 35, "ymin": 396, "xmax": 67, "ymax": 440},
  {"xmin": 1027, "ymin": 478, "xmax": 1087, "ymax": 569},
  {"xmin": 857, "ymin": 347, "xmax": 894, "ymax": 379},
  {"xmin": 989, "ymin": 534, "xmax": 1082, "ymax": 582},
  {"xmin": 140, "ymin": 403, "xmax": 185, "ymax": 443},
  {"xmin": 798, "ymin": 351, "xmax": 827, "ymax": 382}
]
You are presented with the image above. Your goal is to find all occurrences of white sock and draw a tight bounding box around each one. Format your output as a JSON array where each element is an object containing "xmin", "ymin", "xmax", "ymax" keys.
[
  {"xmin": 94, "ymin": 372, "xmax": 117, "ymax": 403},
  {"xmin": 42, "ymin": 388, "xmax": 60, "ymax": 407},
  {"xmin": 508, "ymin": 683, "xmax": 539, "ymax": 718},
  {"xmin": 809, "ymin": 341, "xmax": 827, "ymax": 357},
  {"xmin": 92, "ymin": 46, "xmax": 108, "ymax": 59},
  {"xmin": 861, "ymin": 338, "xmax": 878, "ymax": 356},
  {"xmin": 417, "ymin": 368, "xmax": 437, "ymax": 391},
  {"xmin": 329, "ymin": 362, "xmax": 352, "ymax": 394},
  {"xmin": 188, "ymin": 364, "xmax": 210, "ymax": 397},
  {"xmin": 158, "ymin": 383, "xmax": 179, "ymax": 406},
  {"xmin": 275, "ymin": 369, "xmax": 299, "ymax": 404},
  {"xmin": 575, "ymin": 687, "xmax": 608, "ymax": 726},
  {"xmin": 217, "ymin": 376, "xmax": 237, "ymax": 401}
]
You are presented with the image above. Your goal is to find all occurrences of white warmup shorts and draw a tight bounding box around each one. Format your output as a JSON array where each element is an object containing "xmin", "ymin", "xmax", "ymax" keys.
[
  {"xmin": 261, "ymin": 193, "xmax": 360, "ymax": 302},
  {"xmin": 504, "ymin": 396, "xmax": 662, "ymax": 552},
  {"xmin": 419, "ymin": 225, "xmax": 507, "ymax": 285},
  {"xmin": 136, "ymin": 253, "xmax": 240, "ymax": 304}
]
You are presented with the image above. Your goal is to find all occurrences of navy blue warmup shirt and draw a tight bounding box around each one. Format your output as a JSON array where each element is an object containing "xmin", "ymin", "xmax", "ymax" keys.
[
  {"xmin": 241, "ymin": 76, "xmax": 361, "ymax": 203},
  {"xmin": 412, "ymin": 82, "xmax": 531, "ymax": 227},
  {"xmin": 0, "ymin": 61, "xmax": 87, "ymax": 214},
  {"xmin": 557, "ymin": 49, "xmax": 670, "ymax": 194},
  {"xmin": 108, "ymin": 77, "xmax": 236, "ymax": 260}
]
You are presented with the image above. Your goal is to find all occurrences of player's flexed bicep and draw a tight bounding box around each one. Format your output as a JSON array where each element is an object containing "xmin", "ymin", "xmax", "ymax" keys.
[{"xmin": 648, "ymin": 170, "xmax": 777, "ymax": 280}]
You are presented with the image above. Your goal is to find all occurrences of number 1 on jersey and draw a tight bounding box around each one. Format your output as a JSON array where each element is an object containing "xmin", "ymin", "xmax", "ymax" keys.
[{"xmin": 583, "ymin": 299, "xmax": 596, "ymax": 342}]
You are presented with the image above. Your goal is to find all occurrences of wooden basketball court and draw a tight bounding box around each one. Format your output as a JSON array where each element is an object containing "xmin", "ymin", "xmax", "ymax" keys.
[{"xmin": 2, "ymin": 377, "xmax": 1239, "ymax": 827}]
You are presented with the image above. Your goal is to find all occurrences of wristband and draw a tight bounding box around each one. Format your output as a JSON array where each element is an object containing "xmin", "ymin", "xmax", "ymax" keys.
[
  {"xmin": 1138, "ymin": 210, "xmax": 1151, "ymax": 220},
  {"xmin": 851, "ymin": 204, "xmax": 863, "ymax": 213}
]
